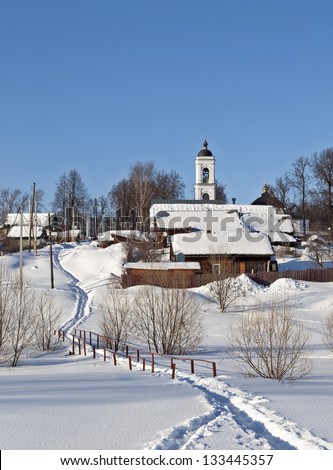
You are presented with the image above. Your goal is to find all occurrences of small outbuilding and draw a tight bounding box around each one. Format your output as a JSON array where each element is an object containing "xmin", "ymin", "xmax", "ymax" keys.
[{"xmin": 122, "ymin": 261, "xmax": 201, "ymax": 288}]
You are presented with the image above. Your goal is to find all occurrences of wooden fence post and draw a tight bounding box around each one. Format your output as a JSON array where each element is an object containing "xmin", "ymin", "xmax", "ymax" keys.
[
  {"xmin": 171, "ymin": 363, "xmax": 176, "ymax": 379},
  {"xmin": 151, "ymin": 353, "xmax": 154, "ymax": 373},
  {"xmin": 212, "ymin": 362, "xmax": 217, "ymax": 377},
  {"xmin": 142, "ymin": 358, "xmax": 146, "ymax": 371},
  {"xmin": 72, "ymin": 335, "xmax": 75, "ymax": 355},
  {"xmin": 113, "ymin": 351, "xmax": 117, "ymax": 366},
  {"xmin": 191, "ymin": 359, "xmax": 195, "ymax": 374},
  {"xmin": 104, "ymin": 348, "xmax": 107, "ymax": 362},
  {"xmin": 78, "ymin": 337, "xmax": 81, "ymax": 355},
  {"xmin": 93, "ymin": 346, "xmax": 96, "ymax": 359},
  {"xmin": 128, "ymin": 356, "xmax": 132, "ymax": 370}
]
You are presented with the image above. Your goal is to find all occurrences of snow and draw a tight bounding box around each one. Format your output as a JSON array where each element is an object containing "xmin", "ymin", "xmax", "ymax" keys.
[
  {"xmin": 172, "ymin": 231, "xmax": 274, "ymax": 256},
  {"xmin": 1, "ymin": 243, "xmax": 333, "ymax": 451},
  {"xmin": 150, "ymin": 203, "xmax": 296, "ymax": 244}
]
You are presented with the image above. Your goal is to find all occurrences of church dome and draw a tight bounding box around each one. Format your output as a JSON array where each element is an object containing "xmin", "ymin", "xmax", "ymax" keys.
[
  {"xmin": 197, "ymin": 139, "xmax": 213, "ymax": 157},
  {"xmin": 251, "ymin": 183, "xmax": 284, "ymax": 208}
]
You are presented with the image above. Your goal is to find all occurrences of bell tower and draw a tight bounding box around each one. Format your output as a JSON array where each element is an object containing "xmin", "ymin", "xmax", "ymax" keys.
[{"xmin": 194, "ymin": 140, "xmax": 216, "ymax": 200}]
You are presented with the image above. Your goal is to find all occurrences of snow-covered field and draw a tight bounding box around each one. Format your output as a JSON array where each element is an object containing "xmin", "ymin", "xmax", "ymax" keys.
[{"xmin": 1, "ymin": 242, "xmax": 333, "ymax": 452}]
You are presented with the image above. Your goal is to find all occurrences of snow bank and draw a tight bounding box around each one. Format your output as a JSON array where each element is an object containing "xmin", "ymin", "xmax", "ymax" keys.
[{"xmin": 269, "ymin": 278, "xmax": 308, "ymax": 291}]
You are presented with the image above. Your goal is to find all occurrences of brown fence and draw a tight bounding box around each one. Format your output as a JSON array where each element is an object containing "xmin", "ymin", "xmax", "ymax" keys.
[
  {"xmin": 249, "ymin": 267, "xmax": 333, "ymax": 285},
  {"xmin": 57, "ymin": 328, "xmax": 218, "ymax": 379},
  {"xmin": 123, "ymin": 268, "xmax": 333, "ymax": 289}
]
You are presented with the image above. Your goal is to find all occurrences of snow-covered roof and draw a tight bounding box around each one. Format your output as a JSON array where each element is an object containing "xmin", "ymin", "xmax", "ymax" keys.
[
  {"xmin": 124, "ymin": 262, "xmax": 201, "ymax": 271},
  {"xmin": 172, "ymin": 230, "xmax": 274, "ymax": 257},
  {"xmin": 7, "ymin": 226, "xmax": 44, "ymax": 238},
  {"xmin": 150, "ymin": 203, "xmax": 296, "ymax": 244},
  {"xmin": 5, "ymin": 213, "xmax": 55, "ymax": 227}
]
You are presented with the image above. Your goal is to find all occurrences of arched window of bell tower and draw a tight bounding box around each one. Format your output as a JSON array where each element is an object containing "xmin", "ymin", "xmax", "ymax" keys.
[
  {"xmin": 202, "ymin": 167, "xmax": 209, "ymax": 183},
  {"xmin": 202, "ymin": 192, "xmax": 210, "ymax": 201}
]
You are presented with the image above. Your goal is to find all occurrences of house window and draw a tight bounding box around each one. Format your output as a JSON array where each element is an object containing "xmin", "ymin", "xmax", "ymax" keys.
[{"xmin": 212, "ymin": 264, "xmax": 221, "ymax": 274}]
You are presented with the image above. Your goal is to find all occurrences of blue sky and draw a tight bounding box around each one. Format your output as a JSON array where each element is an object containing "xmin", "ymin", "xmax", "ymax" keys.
[{"xmin": 1, "ymin": 0, "xmax": 333, "ymax": 210}]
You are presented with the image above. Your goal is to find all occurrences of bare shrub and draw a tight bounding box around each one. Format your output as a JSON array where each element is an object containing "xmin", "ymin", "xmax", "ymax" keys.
[
  {"xmin": 132, "ymin": 285, "xmax": 204, "ymax": 355},
  {"xmin": 0, "ymin": 267, "xmax": 16, "ymax": 363},
  {"xmin": 7, "ymin": 281, "xmax": 36, "ymax": 367},
  {"xmin": 208, "ymin": 254, "xmax": 246, "ymax": 312},
  {"xmin": 34, "ymin": 292, "xmax": 63, "ymax": 351},
  {"xmin": 99, "ymin": 287, "xmax": 132, "ymax": 349},
  {"xmin": 229, "ymin": 300, "xmax": 312, "ymax": 381},
  {"xmin": 323, "ymin": 310, "xmax": 333, "ymax": 354}
]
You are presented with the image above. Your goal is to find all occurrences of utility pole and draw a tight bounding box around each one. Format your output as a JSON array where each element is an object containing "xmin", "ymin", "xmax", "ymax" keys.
[
  {"xmin": 28, "ymin": 182, "xmax": 36, "ymax": 252},
  {"xmin": 48, "ymin": 213, "xmax": 54, "ymax": 289},
  {"xmin": 19, "ymin": 205, "xmax": 23, "ymax": 287}
]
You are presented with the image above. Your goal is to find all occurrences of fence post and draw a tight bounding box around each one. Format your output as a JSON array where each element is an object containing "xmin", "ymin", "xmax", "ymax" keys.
[
  {"xmin": 171, "ymin": 363, "xmax": 176, "ymax": 379},
  {"xmin": 126, "ymin": 345, "xmax": 129, "ymax": 358},
  {"xmin": 128, "ymin": 356, "xmax": 132, "ymax": 370},
  {"xmin": 212, "ymin": 362, "xmax": 217, "ymax": 377},
  {"xmin": 104, "ymin": 348, "xmax": 107, "ymax": 362},
  {"xmin": 97, "ymin": 334, "xmax": 100, "ymax": 349},
  {"xmin": 93, "ymin": 346, "xmax": 96, "ymax": 359},
  {"xmin": 142, "ymin": 358, "xmax": 146, "ymax": 371},
  {"xmin": 71, "ymin": 335, "xmax": 75, "ymax": 355},
  {"xmin": 113, "ymin": 351, "xmax": 117, "ymax": 366},
  {"xmin": 151, "ymin": 353, "xmax": 155, "ymax": 373},
  {"xmin": 191, "ymin": 359, "xmax": 195, "ymax": 374},
  {"xmin": 78, "ymin": 337, "xmax": 81, "ymax": 355}
]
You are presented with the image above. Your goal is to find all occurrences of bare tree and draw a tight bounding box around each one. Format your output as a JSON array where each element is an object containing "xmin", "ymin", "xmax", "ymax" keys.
[
  {"xmin": 215, "ymin": 180, "xmax": 228, "ymax": 203},
  {"xmin": 208, "ymin": 254, "xmax": 246, "ymax": 312},
  {"xmin": 132, "ymin": 284, "xmax": 204, "ymax": 355},
  {"xmin": 229, "ymin": 301, "xmax": 312, "ymax": 381},
  {"xmin": 155, "ymin": 169, "xmax": 185, "ymax": 200},
  {"xmin": 34, "ymin": 292, "xmax": 63, "ymax": 351},
  {"xmin": 108, "ymin": 161, "xmax": 185, "ymax": 230},
  {"xmin": 99, "ymin": 288, "xmax": 132, "ymax": 349},
  {"xmin": 303, "ymin": 235, "xmax": 330, "ymax": 268},
  {"xmin": 0, "ymin": 188, "xmax": 29, "ymax": 226},
  {"xmin": 287, "ymin": 156, "xmax": 313, "ymax": 235},
  {"xmin": 322, "ymin": 310, "xmax": 333, "ymax": 354},
  {"xmin": 0, "ymin": 267, "xmax": 15, "ymax": 363},
  {"xmin": 52, "ymin": 169, "xmax": 90, "ymax": 226},
  {"xmin": 8, "ymin": 282, "xmax": 36, "ymax": 367},
  {"xmin": 269, "ymin": 176, "xmax": 292, "ymax": 213},
  {"xmin": 312, "ymin": 148, "xmax": 333, "ymax": 227}
]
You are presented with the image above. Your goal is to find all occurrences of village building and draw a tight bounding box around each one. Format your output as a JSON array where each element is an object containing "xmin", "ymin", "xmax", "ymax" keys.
[
  {"xmin": 120, "ymin": 140, "xmax": 299, "ymax": 287},
  {"xmin": 148, "ymin": 141, "xmax": 296, "ymax": 275}
]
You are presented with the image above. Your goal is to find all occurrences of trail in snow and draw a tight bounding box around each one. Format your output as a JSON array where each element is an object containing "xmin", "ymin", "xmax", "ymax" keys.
[
  {"xmin": 144, "ymin": 369, "xmax": 333, "ymax": 451},
  {"xmin": 52, "ymin": 244, "xmax": 91, "ymax": 333}
]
